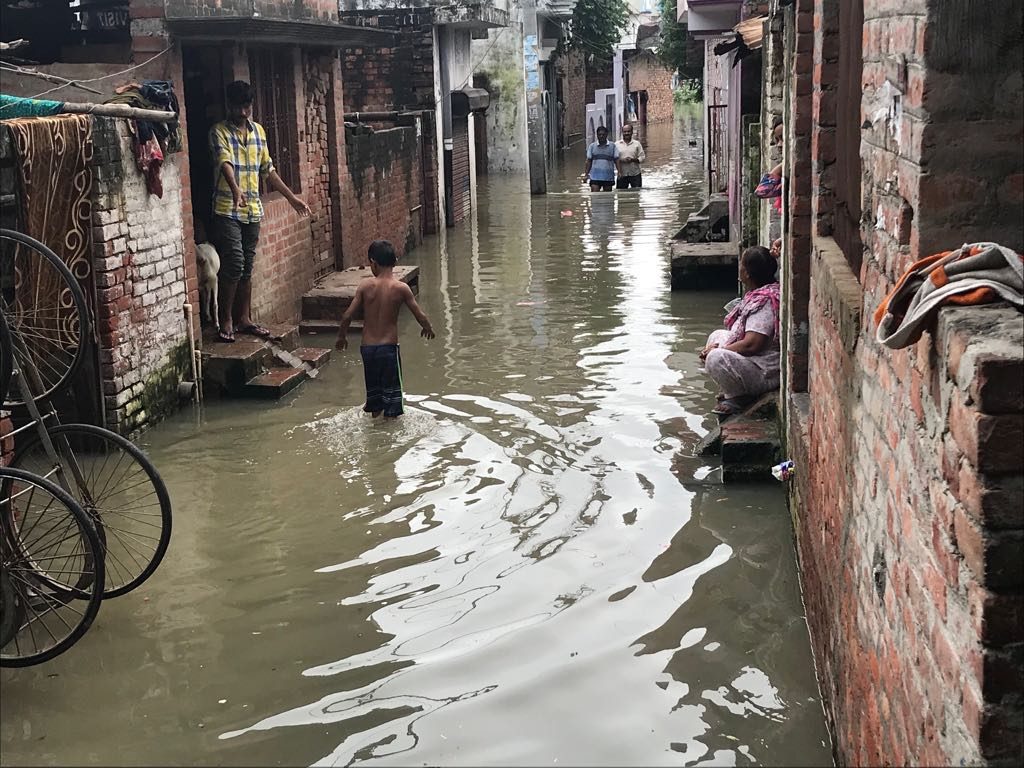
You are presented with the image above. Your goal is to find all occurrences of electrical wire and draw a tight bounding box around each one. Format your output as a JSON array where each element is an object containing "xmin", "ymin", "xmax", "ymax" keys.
[{"xmin": 0, "ymin": 45, "xmax": 174, "ymax": 112}]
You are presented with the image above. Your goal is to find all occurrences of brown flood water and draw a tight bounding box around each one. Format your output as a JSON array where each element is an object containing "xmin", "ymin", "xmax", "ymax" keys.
[{"xmin": 0, "ymin": 117, "xmax": 832, "ymax": 767}]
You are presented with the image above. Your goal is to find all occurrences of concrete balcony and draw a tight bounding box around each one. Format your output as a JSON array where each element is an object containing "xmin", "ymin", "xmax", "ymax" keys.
[
  {"xmin": 681, "ymin": 0, "xmax": 741, "ymax": 37},
  {"xmin": 339, "ymin": 1, "xmax": 509, "ymax": 29},
  {"xmin": 539, "ymin": 0, "xmax": 577, "ymax": 20}
]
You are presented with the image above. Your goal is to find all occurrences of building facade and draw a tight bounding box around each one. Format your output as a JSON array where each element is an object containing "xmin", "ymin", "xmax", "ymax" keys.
[
  {"xmin": 687, "ymin": 0, "xmax": 1024, "ymax": 764},
  {"xmin": 0, "ymin": 0, "xmax": 396, "ymax": 432}
]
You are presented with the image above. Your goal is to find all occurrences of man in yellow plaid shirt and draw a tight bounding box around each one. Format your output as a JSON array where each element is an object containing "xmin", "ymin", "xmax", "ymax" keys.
[{"xmin": 209, "ymin": 80, "xmax": 309, "ymax": 343}]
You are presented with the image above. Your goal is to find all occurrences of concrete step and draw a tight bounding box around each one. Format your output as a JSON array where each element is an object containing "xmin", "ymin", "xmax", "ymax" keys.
[
  {"xmin": 669, "ymin": 241, "xmax": 739, "ymax": 291},
  {"xmin": 301, "ymin": 265, "xmax": 420, "ymax": 321},
  {"xmin": 292, "ymin": 347, "xmax": 332, "ymax": 369},
  {"xmin": 201, "ymin": 323, "xmax": 300, "ymax": 351},
  {"xmin": 202, "ymin": 340, "xmax": 270, "ymax": 392},
  {"xmin": 721, "ymin": 416, "xmax": 781, "ymax": 482},
  {"xmin": 241, "ymin": 367, "xmax": 308, "ymax": 399},
  {"xmin": 201, "ymin": 324, "xmax": 307, "ymax": 398},
  {"xmin": 297, "ymin": 319, "xmax": 365, "ymax": 335}
]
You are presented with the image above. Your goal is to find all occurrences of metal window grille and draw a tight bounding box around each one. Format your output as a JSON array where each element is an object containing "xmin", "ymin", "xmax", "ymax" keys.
[{"xmin": 249, "ymin": 48, "xmax": 300, "ymax": 193}]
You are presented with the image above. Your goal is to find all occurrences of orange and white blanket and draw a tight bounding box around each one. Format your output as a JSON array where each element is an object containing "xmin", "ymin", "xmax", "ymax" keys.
[{"xmin": 874, "ymin": 242, "xmax": 1023, "ymax": 349}]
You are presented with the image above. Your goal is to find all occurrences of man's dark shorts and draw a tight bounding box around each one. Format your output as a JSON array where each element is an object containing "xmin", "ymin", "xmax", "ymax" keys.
[
  {"xmin": 590, "ymin": 181, "xmax": 615, "ymax": 192},
  {"xmin": 361, "ymin": 344, "xmax": 404, "ymax": 417},
  {"xmin": 213, "ymin": 215, "xmax": 260, "ymax": 282},
  {"xmin": 616, "ymin": 175, "xmax": 642, "ymax": 189}
]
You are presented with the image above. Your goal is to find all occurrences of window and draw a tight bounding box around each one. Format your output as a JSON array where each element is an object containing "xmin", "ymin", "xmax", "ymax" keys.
[
  {"xmin": 249, "ymin": 48, "xmax": 300, "ymax": 192},
  {"xmin": 835, "ymin": 0, "xmax": 864, "ymax": 274}
]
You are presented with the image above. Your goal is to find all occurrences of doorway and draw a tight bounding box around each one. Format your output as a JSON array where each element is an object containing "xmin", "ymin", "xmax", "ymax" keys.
[{"xmin": 181, "ymin": 45, "xmax": 229, "ymax": 241}]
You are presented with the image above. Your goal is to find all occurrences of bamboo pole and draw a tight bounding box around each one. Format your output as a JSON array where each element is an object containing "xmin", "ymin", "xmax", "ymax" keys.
[{"xmin": 58, "ymin": 101, "xmax": 177, "ymax": 122}]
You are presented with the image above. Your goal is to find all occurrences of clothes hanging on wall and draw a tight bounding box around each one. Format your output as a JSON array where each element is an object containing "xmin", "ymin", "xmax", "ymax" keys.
[{"xmin": 874, "ymin": 242, "xmax": 1024, "ymax": 349}]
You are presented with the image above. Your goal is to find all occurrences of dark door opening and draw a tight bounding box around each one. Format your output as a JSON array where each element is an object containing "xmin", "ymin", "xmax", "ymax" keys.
[{"xmin": 181, "ymin": 45, "xmax": 228, "ymax": 242}]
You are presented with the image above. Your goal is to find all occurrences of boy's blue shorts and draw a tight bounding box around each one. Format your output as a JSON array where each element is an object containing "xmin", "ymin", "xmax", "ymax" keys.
[{"xmin": 360, "ymin": 344, "xmax": 403, "ymax": 416}]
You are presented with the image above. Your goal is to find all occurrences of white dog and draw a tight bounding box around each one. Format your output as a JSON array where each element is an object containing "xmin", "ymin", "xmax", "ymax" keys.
[{"xmin": 195, "ymin": 241, "xmax": 220, "ymax": 326}]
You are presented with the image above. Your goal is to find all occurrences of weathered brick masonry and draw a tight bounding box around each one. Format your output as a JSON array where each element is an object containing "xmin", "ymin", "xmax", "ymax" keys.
[
  {"xmin": 343, "ymin": 125, "xmax": 424, "ymax": 265},
  {"xmin": 90, "ymin": 118, "xmax": 191, "ymax": 436},
  {"xmin": 625, "ymin": 51, "xmax": 676, "ymax": 124},
  {"xmin": 138, "ymin": 3, "xmax": 351, "ymax": 323},
  {"xmin": 339, "ymin": 8, "xmax": 441, "ymax": 235},
  {"xmin": 247, "ymin": 50, "xmax": 344, "ymax": 321},
  {"xmin": 555, "ymin": 49, "xmax": 587, "ymax": 145},
  {"xmin": 777, "ymin": 0, "xmax": 1024, "ymax": 765}
]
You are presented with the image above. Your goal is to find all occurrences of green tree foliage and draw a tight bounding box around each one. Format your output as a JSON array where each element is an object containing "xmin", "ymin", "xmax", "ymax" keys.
[
  {"xmin": 658, "ymin": 0, "xmax": 704, "ymax": 96},
  {"xmin": 559, "ymin": 0, "xmax": 630, "ymax": 64}
]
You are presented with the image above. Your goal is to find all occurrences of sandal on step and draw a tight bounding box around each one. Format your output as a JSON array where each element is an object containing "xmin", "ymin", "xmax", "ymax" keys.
[
  {"xmin": 713, "ymin": 397, "xmax": 745, "ymax": 416},
  {"xmin": 237, "ymin": 323, "xmax": 273, "ymax": 339},
  {"xmin": 217, "ymin": 330, "xmax": 235, "ymax": 343}
]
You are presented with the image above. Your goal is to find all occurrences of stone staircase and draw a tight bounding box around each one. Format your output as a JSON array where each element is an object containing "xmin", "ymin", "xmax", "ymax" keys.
[
  {"xmin": 669, "ymin": 194, "xmax": 737, "ymax": 291},
  {"xmin": 695, "ymin": 392, "xmax": 782, "ymax": 482},
  {"xmin": 201, "ymin": 324, "xmax": 331, "ymax": 399},
  {"xmin": 299, "ymin": 265, "xmax": 420, "ymax": 335}
]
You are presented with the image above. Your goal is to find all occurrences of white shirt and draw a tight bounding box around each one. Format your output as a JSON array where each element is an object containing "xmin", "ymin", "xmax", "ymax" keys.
[
  {"xmin": 743, "ymin": 304, "xmax": 781, "ymax": 375},
  {"xmin": 616, "ymin": 138, "xmax": 646, "ymax": 177}
]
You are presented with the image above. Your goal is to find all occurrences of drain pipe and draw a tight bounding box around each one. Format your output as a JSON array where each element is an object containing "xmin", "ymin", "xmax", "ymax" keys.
[{"xmin": 182, "ymin": 302, "xmax": 202, "ymax": 404}]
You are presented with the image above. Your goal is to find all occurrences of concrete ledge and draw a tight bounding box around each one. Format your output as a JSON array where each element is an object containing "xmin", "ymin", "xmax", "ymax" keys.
[
  {"xmin": 812, "ymin": 236, "xmax": 863, "ymax": 353},
  {"xmin": 937, "ymin": 306, "xmax": 1024, "ymax": 415},
  {"xmin": 669, "ymin": 241, "xmax": 739, "ymax": 290}
]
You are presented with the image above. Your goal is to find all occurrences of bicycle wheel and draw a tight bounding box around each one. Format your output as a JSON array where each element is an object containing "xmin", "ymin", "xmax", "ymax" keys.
[
  {"xmin": 0, "ymin": 310, "xmax": 12, "ymax": 406},
  {"xmin": 0, "ymin": 228, "xmax": 90, "ymax": 408},
  {"xmin": 0, "ymin": 466, "xmax": 105, "ymax": 667},
  {"xmin": 4, "ymin": 423, "xmax": 172, "ymax": 598}
]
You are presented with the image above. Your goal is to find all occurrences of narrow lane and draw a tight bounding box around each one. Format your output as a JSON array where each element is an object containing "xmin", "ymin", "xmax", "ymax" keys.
[{"xmin": 0, "ymin": 117, "xmax": 831, "ymax": 767}]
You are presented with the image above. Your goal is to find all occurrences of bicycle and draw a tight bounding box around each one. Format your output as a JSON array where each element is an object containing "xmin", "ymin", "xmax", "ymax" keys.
[
  {"xmin": 0, "ymin": 466, "xmax": 105, "ymax": 667},
  {"xmin": 1, "ymin": 230, "xmax": 172, "ymax": 598}
]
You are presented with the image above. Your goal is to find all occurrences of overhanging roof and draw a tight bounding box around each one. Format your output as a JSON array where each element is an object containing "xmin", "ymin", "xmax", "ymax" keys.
[
  {"xmin": 164, "ymin": 16, "xmax": 397, "ymax": 47},
  {"xmin": 434, "ymin": 4, "xmax": 509, "ymax": 29}
]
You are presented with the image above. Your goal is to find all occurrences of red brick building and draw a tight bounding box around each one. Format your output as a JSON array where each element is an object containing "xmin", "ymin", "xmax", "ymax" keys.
[
  {"xmin": 0, "ymin": 0, "xmax": 396, "ymax": 432},
  {"xmin": 624, "ymin": 50, "xmax": 676, "ymax": 125},
  {"xmin": 771, "ymin": 0, "xmax": 1023, "ymax": 764},
  {"xmin": 338, "ymin": 2, "xmax": 507, "ymax": 230}
]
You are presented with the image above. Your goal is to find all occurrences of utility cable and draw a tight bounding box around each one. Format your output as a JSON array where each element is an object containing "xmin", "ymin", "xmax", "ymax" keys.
[{"xmin": 0, "ymin": 45, "xmax": 174, "ymax": 112}]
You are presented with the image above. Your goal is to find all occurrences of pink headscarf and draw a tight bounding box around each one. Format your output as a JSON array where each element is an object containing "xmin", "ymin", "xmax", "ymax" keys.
[{"xmin": 724, "ymin": 282, "xmax": 781, "ymax": 345}]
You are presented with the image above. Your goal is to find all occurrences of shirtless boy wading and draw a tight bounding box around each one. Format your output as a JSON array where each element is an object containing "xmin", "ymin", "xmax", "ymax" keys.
[{"xmin": 335, "ymin": 241, "xmax": 435, "ymax": 417}]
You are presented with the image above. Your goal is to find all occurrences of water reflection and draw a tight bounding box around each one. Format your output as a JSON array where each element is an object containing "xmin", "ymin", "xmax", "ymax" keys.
[{"xmin": 0, "ymin": 117, "xmax": 830, "ymax": 768}]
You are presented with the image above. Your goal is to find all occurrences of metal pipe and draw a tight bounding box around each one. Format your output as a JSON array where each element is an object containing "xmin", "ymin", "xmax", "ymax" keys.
[
  {"xmin": 182, "ymin": 302, "xmax": 201, "ymax": 404},
  {"xmin": 344, "ymin": 110, "xmax": 425, "ymax": 123}
]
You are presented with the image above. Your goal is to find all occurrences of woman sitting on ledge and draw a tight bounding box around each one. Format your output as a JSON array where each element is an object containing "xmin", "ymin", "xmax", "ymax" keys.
[{"xmin": 699, "ymin": 246, "xmax": 781, "ymax": 415}]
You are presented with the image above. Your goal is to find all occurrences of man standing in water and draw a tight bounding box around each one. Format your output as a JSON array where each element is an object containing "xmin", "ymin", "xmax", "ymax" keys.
[
  {"xmin": 584, "ymin": 126, "xmax": 620, "ymax": 192},
  {"xmin": 210, "ymin": 80, "xmax": 310, "ymax": 343},
  {"xmin": 615, "ymin": 124, "xmax": 646, "ymax": 189},
  {"xmin": 335, "ymin": 240, "xmax": 435, "ymax": 418}
]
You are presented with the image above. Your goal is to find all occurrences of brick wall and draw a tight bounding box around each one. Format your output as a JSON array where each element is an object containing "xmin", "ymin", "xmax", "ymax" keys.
[
  {"xmin": 339, "ymin": 9, "xmax": 437, "ymax": 113},
  {"xmin": 781, "ymin": 0, "xmax": 814, "ymax": 395},
  {"xmin": 586, "ymin": 60, "xmax": 613, "ymax": 104},
  {"xmin": 342, "ymin": 125, "xmax": 424, "ymax": 267},
  {"xmin": 626, "ymin": 52, "xmax": 675, "ymax": 124},
  {"xmin": 339, "ymin": 10, "xmax": 441, "ymax": 234},
  {"xmin": 555, "ymin": 49, "xmax": 587, "ymax": 145},
  {"xmin": 0, "ymin": 412, "xmax": 12, "ymax": 467},
  {"xmin": 779, "ymin": 0, "xmax": 1024, "ymax": 765},
  {"xmin": 90, "ymin": 118, "xmax": 191, "ymax": 436},
  {"xmin": 248, "ymin": 49, "xmax": 343, "ymax": 323}
]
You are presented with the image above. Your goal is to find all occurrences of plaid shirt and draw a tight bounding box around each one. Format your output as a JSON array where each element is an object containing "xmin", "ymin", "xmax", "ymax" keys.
[{"xmin": 209, "ymin": 119, "xmax": 274, "ymax": 223}]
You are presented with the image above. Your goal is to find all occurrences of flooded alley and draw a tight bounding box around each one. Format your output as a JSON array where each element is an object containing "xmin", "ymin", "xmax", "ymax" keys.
[{"xmin": 0, "ymin": 119, "xmax": 832, "ymax": 766}]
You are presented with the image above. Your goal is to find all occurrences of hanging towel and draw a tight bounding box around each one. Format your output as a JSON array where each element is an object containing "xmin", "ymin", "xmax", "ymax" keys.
[
  {"xmin": 874, "ymin": 242, "xmax": 1023, "ymax": 349},
  {"xmin": 6, "ymin": 114, "xmax": 94, "ymax": 347},
  {"xmin": 0, "ymin": 94, "xmax": 65, "ymax": 119}
]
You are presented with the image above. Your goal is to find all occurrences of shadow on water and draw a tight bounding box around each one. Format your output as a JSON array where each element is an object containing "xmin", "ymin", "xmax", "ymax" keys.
[{"xmin": 0, "ymin": 116, "xmax": 831, "ymax": 767}]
